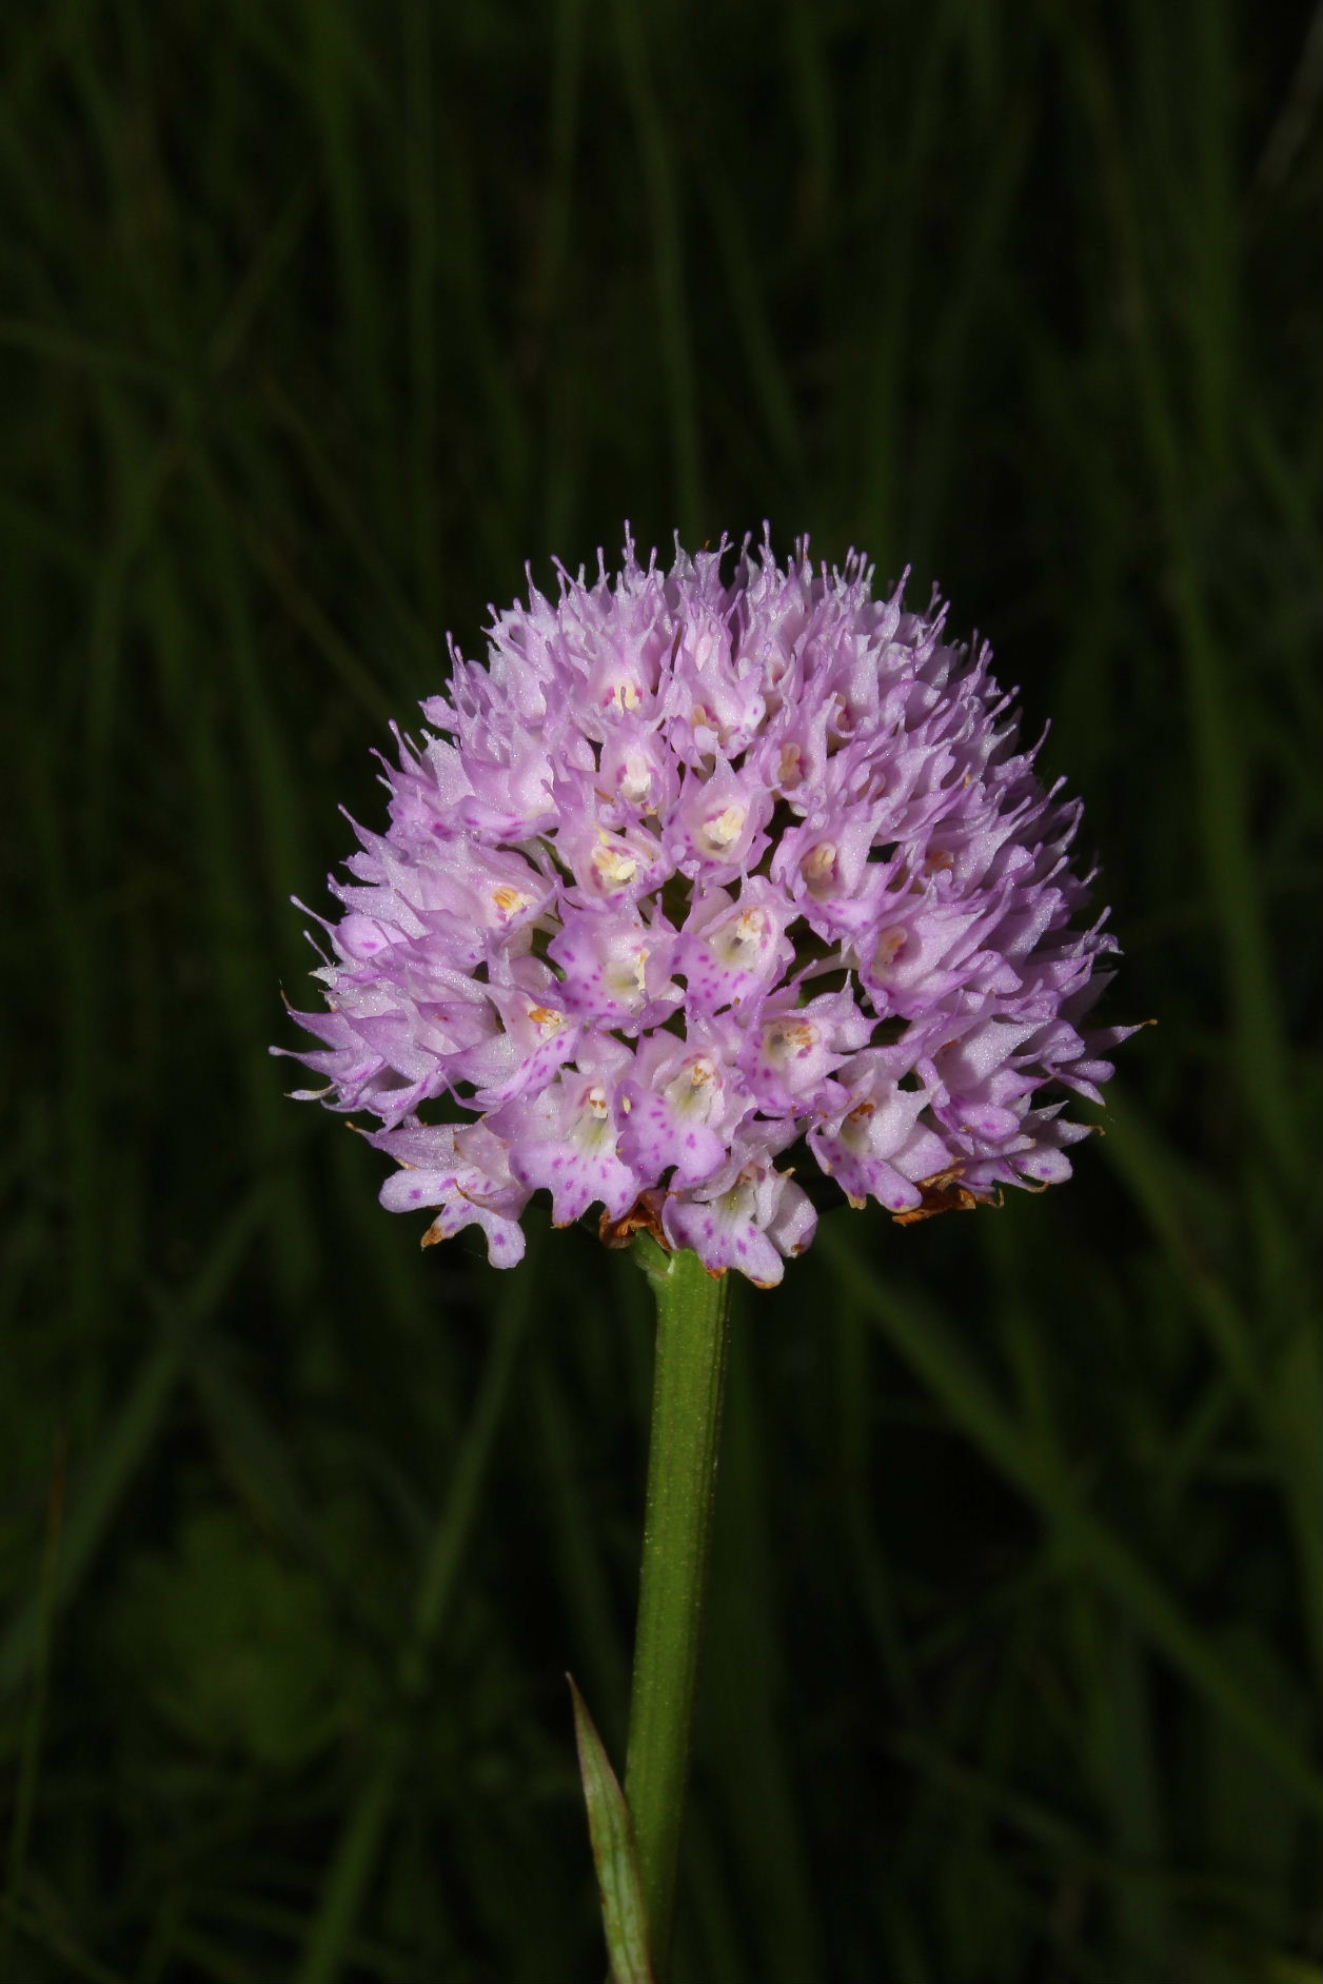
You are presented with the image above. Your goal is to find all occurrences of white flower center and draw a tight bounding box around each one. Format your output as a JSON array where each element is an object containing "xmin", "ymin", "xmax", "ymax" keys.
[
  {"xmin": 842, "ymin": 1099, "xmax": 876, "ymax": 1149},
  {"xmin": 666, "ymin": 1054, "xmax": 719, "ymax": 1120},
  {"xmin": 573, "ymin": 1082, "xmax": 615, "ymax": 1149},
  {"xmin": 591, "ymin": 831, "xmax": 639, "ymax": 890},
  {"xmin": 764, "ymin": 1019, "xmax": 818, "ymax": 1065},
  {"xmin": 618, "ymin": 751, "xmax": 653, "ymax": 806},
  {"xmin": 491, "ymin": 885, "xmax": 532, "ymax": 923},
  {"xmin": 715, "ymin": 1164, "xmax": 761, "ymax": 1219},
  {"xmin": 778, "ymin": 743, "xmax": 804, "ymax": 789},
  {"xmin": 697, "ymin": 804, "xmax": 746, "ymax": 856},
  {"xmin": 713, "ymin": 906, "xmax": 770, "ymax": 966},
  {"xmin": 802, "ymin": 842, "xmax": 836, "ymax": 895},
  {"xmin": 872, "ymin": 928, "xmax": 907, "ymax": 976},
  {"xmin": 606, "ymin": 945, "xmax": 649, "ymax": 1004}
]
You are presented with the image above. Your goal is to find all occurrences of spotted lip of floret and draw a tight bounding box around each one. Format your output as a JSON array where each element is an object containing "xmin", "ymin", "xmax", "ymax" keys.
[{"xmin": 280, "ymin": 534, "xmax": 1131, "ymax": 1284}]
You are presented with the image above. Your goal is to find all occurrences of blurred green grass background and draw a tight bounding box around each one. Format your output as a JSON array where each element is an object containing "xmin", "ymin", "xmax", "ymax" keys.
[{"xmin": 2, "ymin": 1, "xmax": 1320, "ymax": 1979}]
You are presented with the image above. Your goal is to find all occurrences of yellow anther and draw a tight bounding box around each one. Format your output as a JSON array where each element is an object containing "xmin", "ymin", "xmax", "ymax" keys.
[
  {"xmin": 697, "ymin": 804, "xmax": 746, "ymax": 855},
  {"xmin": 765, "ymin": 1019, "xmax": 817, "ymax": 1060},
  {"xmin": 803, "ymin": 842, "xmax": 836, "ymax": 894},
  {"xmin": 873, "ymin": 928, "xmax": 906, "ymax": 974},
  {"xmin": 715, "ymin": 905, "xmax": 768, "ymax": 963},
  {"xmin": 591, "ymin": 830, "xmax": 639, "ymax": 889}
]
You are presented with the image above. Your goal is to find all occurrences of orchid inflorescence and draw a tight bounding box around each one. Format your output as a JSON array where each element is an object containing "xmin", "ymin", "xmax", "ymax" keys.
[{"xmin": 282, "ymin": 535, "xmax": 1126, "ymax": 1285}]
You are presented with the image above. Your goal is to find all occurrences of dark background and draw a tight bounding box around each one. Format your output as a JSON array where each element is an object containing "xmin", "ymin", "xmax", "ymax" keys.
[{"xmin": 2, "ymin": 2, "xmax": 1320, "ymax": 1980}]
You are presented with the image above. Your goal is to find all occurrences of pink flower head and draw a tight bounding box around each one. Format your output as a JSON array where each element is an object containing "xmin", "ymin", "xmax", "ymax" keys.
[{"xmin": 279, "ymin": 534, "xmax": 1129, "ymax": 1286}]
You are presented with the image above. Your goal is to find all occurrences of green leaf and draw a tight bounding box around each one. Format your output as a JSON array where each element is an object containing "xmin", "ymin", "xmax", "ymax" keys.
[{"xmin": 570, "ymin": 1676, "xmax": 655, "ymax": 1984}]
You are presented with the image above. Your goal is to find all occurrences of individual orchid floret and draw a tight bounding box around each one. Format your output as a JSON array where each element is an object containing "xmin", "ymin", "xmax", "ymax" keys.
[
  {"xmin": 372, "ymin": 1120, "xmax": 531, "ymax": 1266},
  {"xmin": 662, "ymin": 1160, "xmax": 818, "ymax": 1287},
  {"xmin": 279, "ymin": 532, "xmax": 1130, "ymax": 1285}
]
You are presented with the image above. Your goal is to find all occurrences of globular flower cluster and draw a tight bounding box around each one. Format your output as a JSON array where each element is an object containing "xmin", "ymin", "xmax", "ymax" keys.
[{"xmin": 282, "ymin": 537, "xmax": 1127, "ymax": 1285}]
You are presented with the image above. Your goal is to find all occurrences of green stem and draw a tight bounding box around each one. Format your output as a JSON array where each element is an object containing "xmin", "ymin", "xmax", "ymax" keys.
[{"xmin": 625, "ymin": 1239, "xmax": 734, "ymax": 1979}]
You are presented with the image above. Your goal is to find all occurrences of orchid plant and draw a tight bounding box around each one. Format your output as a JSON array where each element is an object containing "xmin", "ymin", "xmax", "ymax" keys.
[{"xmin": 281, "ymin": 535, "xmax": 1127, "ymax": 1979}]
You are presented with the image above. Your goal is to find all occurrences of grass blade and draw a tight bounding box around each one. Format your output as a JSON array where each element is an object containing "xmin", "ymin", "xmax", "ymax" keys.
[
  {"xmin": 822, "ymin": 1224, "xmax": 1323, "ymax": 1812},
  {"xmin": 570, "ymin": 1675, "xmax": 655, "ymax": 1984}
]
